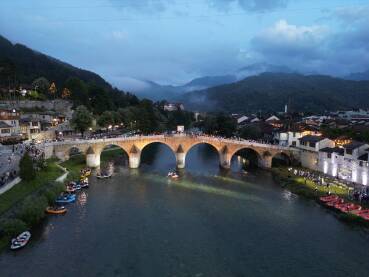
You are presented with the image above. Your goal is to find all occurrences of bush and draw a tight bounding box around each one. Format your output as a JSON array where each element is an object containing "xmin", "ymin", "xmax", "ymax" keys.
[
  {"xmin": 19, "ymin": 152, "xmax": 36, "ymax": 180},
  {"xmin": 0, "ymin": 219, "xmax": 28, "ymax": 237},
  {"xmin": 43, "ymin": 182, "xmax": 65, "ymax": 204},
  {"xmin": 18, "ymin": 196, "xmax": 48, "ymax": 226}
]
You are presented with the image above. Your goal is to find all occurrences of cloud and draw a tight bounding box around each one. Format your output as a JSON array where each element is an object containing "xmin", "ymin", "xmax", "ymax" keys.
[
  {"xmin": 333, "ymin": 5, "xmax": 369, "ymax": 25},
  {"xmin": 109, "ymin": 0, "xmax": 289, "ymax": 13},
  {"xmin": 248, "ymin": 16, "xmax": 369, "ymax": 76},
  {"xmin": 209, "ymin": 0, "xmax": 289, "ymax": 12},
  {"xmin": 107, "ymin": 0, "xmax": 167, "ymax": 13},
  {"xmin": 110, "ymin": 30, "xmax": 129, "ymax": 41},
  {"xmin": 251, "ymin": 20, "xmax": 328, "ymax": 61}
]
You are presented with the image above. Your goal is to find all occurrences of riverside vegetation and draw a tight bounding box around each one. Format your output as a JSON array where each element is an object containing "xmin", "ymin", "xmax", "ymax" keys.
[
  {"xmin": 272, "ymin": 167, "xmax": 369, "ymax": 226},
  {"xmin": 0, "ymin": 159, "xmax": 66, "ymax": 251}
]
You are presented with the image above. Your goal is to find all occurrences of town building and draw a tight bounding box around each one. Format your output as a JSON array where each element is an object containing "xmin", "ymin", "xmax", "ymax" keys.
[
  {"xmin": 0, "ymin": 121, "xmax": 13, "ymax": 139},
  {"xmin": 19, "ymin": 118, "xmax": 42, "ymax": 140},
  {"xmin": 163, "ymin": 103, "xmax": 184, "ymax": 112},
  {"xmin": 0, "ymin": 109, "xmax": 21, "ymax": 135},
  {"xmin": 318, "ymin": 141, "xmax": 369, "ymax": 186}
]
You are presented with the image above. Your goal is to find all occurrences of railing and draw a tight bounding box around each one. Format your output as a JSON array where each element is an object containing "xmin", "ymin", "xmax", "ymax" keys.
[{"xmin": 43, "ymin": 134, "xmax": 291, "ymax": 150}]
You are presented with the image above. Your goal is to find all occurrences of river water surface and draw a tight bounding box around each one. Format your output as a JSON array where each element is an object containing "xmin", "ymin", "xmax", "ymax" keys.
[{"xmin": 1, "ymin": 144, "xmax": 369, "ymax": 277}]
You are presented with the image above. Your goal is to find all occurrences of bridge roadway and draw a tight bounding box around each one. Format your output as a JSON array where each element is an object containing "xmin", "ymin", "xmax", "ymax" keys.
[{"xmin": 42, "ymin": 134, "xmax": 297, "ymax": 169}]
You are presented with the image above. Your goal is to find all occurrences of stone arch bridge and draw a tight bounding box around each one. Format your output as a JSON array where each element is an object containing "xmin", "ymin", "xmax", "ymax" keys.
[{"xmin": 43, "ymin": 134, "xmax": 298, "ymax": 169}]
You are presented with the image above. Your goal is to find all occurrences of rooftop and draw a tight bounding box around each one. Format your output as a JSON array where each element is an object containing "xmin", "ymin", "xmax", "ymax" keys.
[
  {"xmin": 342, "ymin": 141, "xmax": 366, "ymax": 150},
  {"xmin": 299, "ymin": 135, "xmax": 325, "ymax": 143},
  {"xmin": 320, "ymin": 147, "xmax": 344, "ymax": 155},
  {"xmin": 0, "ymin": 121, "xmax": 12, "ymax": 128}
]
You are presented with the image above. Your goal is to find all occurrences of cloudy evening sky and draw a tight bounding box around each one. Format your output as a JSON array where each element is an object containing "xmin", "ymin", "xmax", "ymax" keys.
[{"xmin": 1, "ymin": 0, "xmax": 369, "ymax": 90}]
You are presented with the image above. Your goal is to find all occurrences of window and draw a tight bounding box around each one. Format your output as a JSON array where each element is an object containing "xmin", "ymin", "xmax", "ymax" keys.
[
  {"xmin": 293, "ymin": 132, "xmax": 296, "ymax": 137},
  {"xmin": 1, "ymin": 128, "xmax": 10, "ymax": 134},
  {"xmin": 292, "ymin": 141, "xmax": 296, "ymax": 146},
  {"xmin": 346, "ymin": 149, "xmax": 353, "ymax": 155},
  {"xmin": 32, "ymin": 122, "xmax": 38, "ymax": 127},
  {"xmin": 310, "ymin": 142, "xmax": 316, "ymax": 148},
  {"xmin": 327, "ymin": 153, "xmax": 332, "ymax": 158}
]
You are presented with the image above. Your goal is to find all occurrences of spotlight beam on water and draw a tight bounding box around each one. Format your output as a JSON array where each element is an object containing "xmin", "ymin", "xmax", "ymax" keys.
[{"xmin": 140, "ymin": 174, "xmax": 263, "ymax": 202}]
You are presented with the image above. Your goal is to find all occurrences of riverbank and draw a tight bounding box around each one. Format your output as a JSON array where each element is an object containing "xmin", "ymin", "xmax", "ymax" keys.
[
  {"xmin": 272, "ymin": 167, "xmax": 369, "ymax": 226},
  {"xmin": 0, "ymin": 159, "xmax": 65, "ymax": 251}
]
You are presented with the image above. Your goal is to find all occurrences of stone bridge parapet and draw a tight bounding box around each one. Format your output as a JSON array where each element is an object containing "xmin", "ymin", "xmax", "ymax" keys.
[{"xmin": 42, "ymin": 134, "xmax": 298, "ymax": 169}]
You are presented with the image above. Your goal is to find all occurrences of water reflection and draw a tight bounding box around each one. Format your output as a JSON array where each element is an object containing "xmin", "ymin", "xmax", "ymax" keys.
[{"xmin": 2, "ymin": 144, "xmax": 369, "ymax": 277}]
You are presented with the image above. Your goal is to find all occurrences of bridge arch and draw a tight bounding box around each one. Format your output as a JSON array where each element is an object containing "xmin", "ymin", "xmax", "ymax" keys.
[
  {"xmin": 140, "ymin": 141, "xmax": 177, "ymax": 168},
  {"xmin": 185, "ymin": 141, "xmax": 223, "ymax": 170},
  {"xmin": 230, "ymin": 147, "xmax": 263, "ymax": 169},
  {"xmin": 271, "ymin": 151, "xmax": 291, "ymax": 167},
  {"xmin": 66, "ymin": 145, "xmax": 86, "ymax": 157}
]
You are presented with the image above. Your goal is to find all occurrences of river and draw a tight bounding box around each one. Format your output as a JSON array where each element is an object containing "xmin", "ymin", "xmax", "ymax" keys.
[{"xmin": 1, "ymin": 143, "xmax": 369, "ymax": 277}]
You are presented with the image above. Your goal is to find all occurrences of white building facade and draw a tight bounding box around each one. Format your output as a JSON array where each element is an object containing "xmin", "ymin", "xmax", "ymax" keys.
[{"xmin": 318, "ymin": 142, "xmax": 369, "ymax": 186}]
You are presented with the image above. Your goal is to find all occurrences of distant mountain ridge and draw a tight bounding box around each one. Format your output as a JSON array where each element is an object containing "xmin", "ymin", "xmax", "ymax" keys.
[
  {"xmin": 179, "ymin": 72, "xmax": 369, "ymax": 113},
  {"xmin": 129, "ymin": 63, "xmax": 295, "ymax": 100},
  {"xmin": 345, "ymin": 69, "xmax": 369, "ymax": 81}
]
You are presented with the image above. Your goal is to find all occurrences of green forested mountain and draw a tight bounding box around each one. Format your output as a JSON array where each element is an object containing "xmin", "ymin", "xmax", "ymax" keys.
[
  {"xmin": 181, "ymin": 73, "xmax": 369, "ymax": 113},
  {"xmin": 0, "ymin": 35, "xmax": 109, "ymax": 88},
  {"xmin": 0, "ymin": 35, "xmax": 140, "ymax": 114},
  {"xmin": 0, "ymin": 35, "xmax": 195, "ymax": 133}
]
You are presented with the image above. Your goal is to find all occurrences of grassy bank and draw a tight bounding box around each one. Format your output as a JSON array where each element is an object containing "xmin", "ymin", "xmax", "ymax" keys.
[
  {"xmin": 272, "ymin": 167, "xmax": 369, "ymax": 226},
  {"xmin": 0, "ymin": 159, "xmax": 65, "ymax": 251},
  {"xmin": 0, "ymin": 159, "xmax": 63, "ymax": 215},
  {"xmin": 272, "ymin": 167, "xmax": 350, "ymax": 199}
]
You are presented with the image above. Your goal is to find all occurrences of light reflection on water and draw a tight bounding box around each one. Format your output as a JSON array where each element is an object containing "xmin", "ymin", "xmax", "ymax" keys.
[{"xmin": 142, "ymin": 173, "xmax": 262, "ymax": 202}]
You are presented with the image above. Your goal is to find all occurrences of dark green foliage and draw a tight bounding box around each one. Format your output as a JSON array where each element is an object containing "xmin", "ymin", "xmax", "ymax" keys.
[
  {"xmin": 71, "ymin": 105, "xmax": 93, "ymax": 135},
  {"xmin": 43, "ymin": 182, "xmax": 65, "ymax": 204},
  {"xmin": 182, "ymin": 73, "xmax": 369, "ymax": 113},
  {"xmin": 200, "ymin": 113, "xmax": 237, "ymax": 137},
  {"xmin": 239, "ymin": 125, "xmax": 263, "ymax": 140},
  {"xmin": 321, "ymin": 125, "xmax": 369, "ymax": 144},
  {"xmin": 32, "ymin": 77, "xmax": 50, "ymax": 95},
  {"xmin": 97, "ymin": 111, "xmax": 120, "ymax": 128},
  {"xmin": 166, "ymin": 110, "xmax": 194, "ymax": 130},
  {"xmin": 19, "ymin": 152, "xmax": 35, "ymax": 180},
  {"xmin": 18, "ymin": 196, "xmax": 48, "ymax": 226},
  {"xmin": 0, "ymin": 219, "xmax": 28, "ymax": 237}
]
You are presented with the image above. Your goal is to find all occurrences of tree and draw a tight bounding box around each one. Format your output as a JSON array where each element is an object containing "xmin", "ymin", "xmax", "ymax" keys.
[
  {"xmin": 97, "ymin": 111, "xmax": 119, "ymax": 129},
  {"xmin": 49, "ymin": 82, "xmax": 57, "ymax": 98},
  {"xmin": 71, "ymin": 105, "xmax": 93, "ymax": 136},
  {"xmin": 202, "ymin": 113, "xmax": 236, "ymax": 137},
  {"xmin": 240, "ymin": 125, "xmax": 263, "ymax": 140},
  {"xmin": 61, "ymin": 88, "xmax": 71, "ymax": 99},
  {"xmin": 19, "ymin": 152, "xmax": 36, "ymax": 180},
  {"xmin": 32, "ymin": 77, "xmax": 50, "ymax": 95},
  {"xmin": 64, "ymin": 77, "xmax": 89, "ymax": 107}
]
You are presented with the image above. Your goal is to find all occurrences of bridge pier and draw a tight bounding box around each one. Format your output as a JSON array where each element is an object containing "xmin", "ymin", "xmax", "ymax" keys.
[
  {"xmin": 258, "ymin": 156, "xmax": 272, "ymax": 169},
  {"xmin": 86, "ymin": 153, "xmax": 101, "ymax": 168},
  {"xmin": 219, "ymin": 153, "xmax": 231, "ymax": 169},
  {"xmin": 176, "ymin": 152, "xmax": 186, "ymax": 169},
  {"xmin": 55, "ymin": 150, "xmax": 67, "ymax": 161},
  {"xmin": 129, "ymin": 153, "xmax": 141, "ymax": 169}
]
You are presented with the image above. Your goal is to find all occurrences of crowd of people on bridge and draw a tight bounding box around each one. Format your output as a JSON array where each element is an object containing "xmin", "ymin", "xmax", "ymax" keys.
[{"xmin": 48, "ymin": 131, "xmax": 279, "ymax": 148}]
